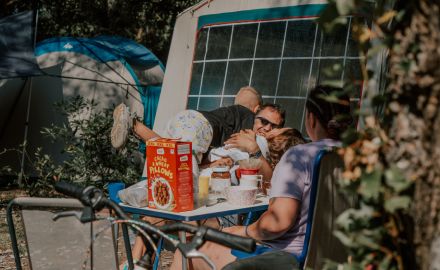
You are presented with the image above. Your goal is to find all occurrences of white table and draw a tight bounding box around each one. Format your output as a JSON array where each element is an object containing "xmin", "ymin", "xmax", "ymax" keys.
[
  {"xmin": 120, "ymin": 196, "xmax": 269, "ymax": 270},
  {"xmin": 120, "ymin": 195, "xmax": 269, "ymax": 222}
]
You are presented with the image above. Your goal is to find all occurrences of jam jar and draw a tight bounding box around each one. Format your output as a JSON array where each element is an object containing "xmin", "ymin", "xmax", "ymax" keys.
[{"xmin": 210, "ymin": 167, "xmax": 231, "ymax": 196}]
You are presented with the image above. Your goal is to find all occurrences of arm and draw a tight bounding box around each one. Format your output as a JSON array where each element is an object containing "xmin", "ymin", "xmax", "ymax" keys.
[
  {"xmin": 208, "ymin": 157, "xmax": 234, "ymax": 168},
  {"xmin": 224, "ymin": 130, "xmax": 273, "ymax": 180},
  {"xmin": 247, "ymin": 197, "xmax": 299, "ymax": 240},
  {"xmin": 222, "ymin": 197, "xmax": 300, "ymax": 240},
  {"xmin": 255, "ymin": 155, "xmax": 273, "ymax": 182},
  {"xmin": 133, "ymin": 120, "xmax": 160, "ymax": 142}
]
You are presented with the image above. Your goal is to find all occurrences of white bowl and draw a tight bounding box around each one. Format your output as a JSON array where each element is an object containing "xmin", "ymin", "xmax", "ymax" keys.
[{"xmin": 225, "ymin": 186, "xmax": 258, "ymax": 206}]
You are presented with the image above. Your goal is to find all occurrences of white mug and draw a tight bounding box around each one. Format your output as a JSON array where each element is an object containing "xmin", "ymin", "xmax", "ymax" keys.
[{"xmin": 240, "ymin": 174, "xmax": 263, "ymax": 188}]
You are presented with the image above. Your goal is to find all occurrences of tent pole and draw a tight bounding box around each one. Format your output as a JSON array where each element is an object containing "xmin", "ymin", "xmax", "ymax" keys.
[
  {"xmin": 18, "ymin": 78, "xmax": 33, "ymax": 186},
  {"xmin": 18, "ymin": 7, "xmax": 39, "ymax": 186}
]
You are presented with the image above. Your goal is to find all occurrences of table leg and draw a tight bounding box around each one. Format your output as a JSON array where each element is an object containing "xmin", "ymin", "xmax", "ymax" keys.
[
  {"xmin": 244, "ymin": 212, "xmax": 254, "ymax": 226},
  {"xmin": 109, "ymin": 209, "xmax": 120, "ymax": 266},
  {"xmin": 179, "ymin": 231, "xmax": 187, "ymax": 270},
  {"xmin": 122, "ymin": 223, "xmax": 135, "ymax": 270},
  {"xmin": 152, "ymin": 237, "xmax": 163, "ymax": 270}
]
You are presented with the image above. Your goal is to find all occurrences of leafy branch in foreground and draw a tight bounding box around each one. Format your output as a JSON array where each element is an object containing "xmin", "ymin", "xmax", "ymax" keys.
[{"xmin": 319, "ymin": 0, "xmax": 427, "ymax": 269}]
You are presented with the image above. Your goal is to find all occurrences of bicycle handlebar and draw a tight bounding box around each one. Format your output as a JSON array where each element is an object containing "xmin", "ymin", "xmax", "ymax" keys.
[
  {"xmin": 54, "ymin": 181, "xmax": 256, "ymax": 253},
  {"xmin": 55, "ymin": 181, "xmax": 84, "ymax": 200},
  {"xmin": 160, "ymin": 223, "xmax": 255, "ymax": 253},
  {"xmin": 206, "ymin": 227, "xmax": 255, "ymax": 253}
]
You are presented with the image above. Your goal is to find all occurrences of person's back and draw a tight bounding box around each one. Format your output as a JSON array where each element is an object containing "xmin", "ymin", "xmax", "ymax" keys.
[
  {"xmin": 264, "ymin": 85, "xmax": 352, "ymax": 254},
  {"xmin": 197, "ymin": 86, "xmax": 262, "ymax": 148},
  {"xmin": 265, "ymin": 139, "xmax": 340, "ymax": 254},
  {"xmin": 198, "ymin": 104, "xmax": 255, "ymax": 148}
]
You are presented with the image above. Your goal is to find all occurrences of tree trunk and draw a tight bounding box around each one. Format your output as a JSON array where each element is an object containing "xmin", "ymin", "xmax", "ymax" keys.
[{"xmin": 386, "ymin": 1, "xmax": 440, "ymax": 269}]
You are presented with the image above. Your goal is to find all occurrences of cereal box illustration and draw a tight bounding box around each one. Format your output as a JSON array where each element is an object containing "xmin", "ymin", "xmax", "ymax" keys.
[{"xmin": 147, "ymin": 139, "xmax": 193, "ymax": 212}]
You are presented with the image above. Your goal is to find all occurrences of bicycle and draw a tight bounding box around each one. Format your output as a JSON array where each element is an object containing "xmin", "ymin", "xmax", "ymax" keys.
[{"xmin": 53, "ymin": 181, "xmax": 258, "ymax": 270}]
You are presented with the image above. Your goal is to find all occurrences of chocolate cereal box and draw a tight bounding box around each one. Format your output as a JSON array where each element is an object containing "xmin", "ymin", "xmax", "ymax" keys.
[{"xmin": 147, "ymin": 139, "xmax": 193, "ymax": 212}]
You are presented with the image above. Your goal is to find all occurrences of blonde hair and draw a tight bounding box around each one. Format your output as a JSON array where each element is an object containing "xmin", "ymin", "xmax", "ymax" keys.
[{"xmin": 268, "ymin": 129, "xmax": 305, "ymax": 169}]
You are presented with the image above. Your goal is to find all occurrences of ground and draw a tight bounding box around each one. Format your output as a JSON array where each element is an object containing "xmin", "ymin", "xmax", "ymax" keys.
[
  {"xmin": 0, "ymin": 188, "xmax": 29, "ymax": 269},
  {"xmin": 0, "ymin": 188, "xmax": 174, "ymax": 269}
]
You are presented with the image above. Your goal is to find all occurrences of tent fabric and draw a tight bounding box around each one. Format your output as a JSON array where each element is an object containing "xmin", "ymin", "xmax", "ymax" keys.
[
  {"xmin": 0, "ymin": 36, "xmax": 163, "ymax": 174},
  {"xmin": 0, "ymin": 11, "xmax": 42, "ymax": 78},
  {"xmin": 36, "ymin": 36, "xmax": 163, "ymax": 72},
  {"xmin": 91, "ymin": 36, "xmax": 164, "ymax": 70},
  {"xmin": 35, "ymin": 36, "xmax": 164, "ymax": 128}
]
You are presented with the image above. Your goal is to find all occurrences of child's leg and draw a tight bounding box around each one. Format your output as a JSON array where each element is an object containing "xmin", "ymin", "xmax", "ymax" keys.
[
  {"xmin": 133, "ymin": 120, "xmax": 160, "ymax": 142},
  {"xmin": 131, "ymin": 234, "xmax": 147, "ymax": 261},
  {"xmin": 111, "ymin": 104, "xmax": 161, "ymax": 149},
  {"xmin": 119, "ymin": 216, "xmax": 169, "ymax": 269}
]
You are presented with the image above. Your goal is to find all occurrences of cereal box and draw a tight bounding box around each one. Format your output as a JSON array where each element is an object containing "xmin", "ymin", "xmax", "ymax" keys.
[{"xmin": 147, "ymin": 139, "xmax": 193, "ymax": 212}]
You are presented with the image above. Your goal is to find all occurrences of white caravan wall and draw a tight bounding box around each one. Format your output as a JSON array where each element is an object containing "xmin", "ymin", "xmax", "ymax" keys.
[{"xmin": 154, "ymin": 0, "xmax": 327, "ymax": 134}]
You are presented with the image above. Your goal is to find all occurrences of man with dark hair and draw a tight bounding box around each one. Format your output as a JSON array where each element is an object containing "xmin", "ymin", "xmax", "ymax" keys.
[
  {"xmin": 254, "ymin": 103, "xmax": 286, "ymax": 134},
  {"xmin": 223, "ymin": 103, "xmax": 285, "ymax": 180}
]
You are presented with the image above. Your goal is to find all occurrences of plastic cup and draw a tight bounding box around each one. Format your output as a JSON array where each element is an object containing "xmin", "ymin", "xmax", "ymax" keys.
[
  {"xmin": 240, "ymin": 174, "xmax": 263, "ymax": 188},
  {"xmin": 198, "ymin": 175, "xmax": 210, "ymax": 195},
  {"xmin": 194, "ymin": 175, "xmax": 210, "ymax": 208},
  {"xmin": 108, "ymin": 182, "xmax": 125, "ymax": 204},
  {"xmin": 236, "ymin": 167, "xmax": 259, "ymax": 179}
]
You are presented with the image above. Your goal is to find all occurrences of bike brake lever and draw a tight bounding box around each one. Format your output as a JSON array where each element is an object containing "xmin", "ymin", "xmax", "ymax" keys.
[
  {"xmin": 176, "ymin": 227, "xmax": 208, "ymax": 257},
  {"xmin": 53, "ymin": 210, "xmax": 82, "ymax": 221},
  {"xmin": 185, "ymin": 250, "xmax": 216, "ymax": 270},
  {"xmin": 52, "ymin": 206, "xmax": 95, "ymax": 223}
]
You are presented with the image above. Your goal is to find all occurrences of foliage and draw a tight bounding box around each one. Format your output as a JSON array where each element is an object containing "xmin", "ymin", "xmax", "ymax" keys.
[
  {"xmin": 0, "ymin": 149, "xmax": 13, "ymax": 175},
  {"xmin": 1, "ymin": 0, "xmax": 199, "ymax": 63},
  {"xmin": 19, "ymin": 96, "xmax": 143, "ymax": 197},
  {"xmin": 318, "ymin": 0, "xmax": 426, "ymax": 269}
]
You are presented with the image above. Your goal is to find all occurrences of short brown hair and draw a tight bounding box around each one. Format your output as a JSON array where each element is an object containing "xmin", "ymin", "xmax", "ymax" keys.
[{"xmin": 256, "ymin": 103, "xmax": 286, "ymax": 128}]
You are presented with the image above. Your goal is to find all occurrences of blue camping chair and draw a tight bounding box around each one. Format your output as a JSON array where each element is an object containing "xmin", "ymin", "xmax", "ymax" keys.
[
  {"xmin": 299, "ymin": 149, "xmax": 355, "ymax": 268},
  {"xmin": 226, "ymin": 149, "xmax": 354, "ymax": 270}
]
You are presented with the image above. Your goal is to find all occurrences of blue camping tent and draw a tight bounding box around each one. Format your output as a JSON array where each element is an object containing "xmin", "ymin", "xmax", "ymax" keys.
[
  {"xmin": 0, "ymin": 36, "xmax": 164, "ymax": 174},
  {"xmin": 35, "ymin": 36, "xmax": 164, "ymax": 128}
]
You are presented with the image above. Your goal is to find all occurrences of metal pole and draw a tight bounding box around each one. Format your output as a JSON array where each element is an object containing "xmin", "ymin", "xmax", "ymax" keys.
[
  {"xmin": 18, "ymin": 78, "xmax": 33, "ymax": 186},
  {"xmin": 6, "ymin": 200, "xmax": 22, "ymax": 270},
  {"xmin": 18, "ymin": 7, "xmax": 39, "ymax": 186}
]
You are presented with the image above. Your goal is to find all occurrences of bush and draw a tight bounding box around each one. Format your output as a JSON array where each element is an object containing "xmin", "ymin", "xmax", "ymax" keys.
[{"xmin": 22, "ymin": 96, "xmax": 143, "ymax": 196}]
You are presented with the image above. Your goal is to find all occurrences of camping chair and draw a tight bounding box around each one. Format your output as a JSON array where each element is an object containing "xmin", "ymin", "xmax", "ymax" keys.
[
  {"xmin": 223, "ymin": 149, "xmax": 355, "ymax": 270},
  {"xmin": 6, "ymin": 197, "xmax": 120, "ymax": 270},
  {"xmin": 299, "ymin": 149, "xmax": 355, "ymax": 269}
]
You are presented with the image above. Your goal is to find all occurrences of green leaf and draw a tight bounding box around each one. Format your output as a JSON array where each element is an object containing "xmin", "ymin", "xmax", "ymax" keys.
[
  {"xmin": 321, "ymin": 80, "xmax": 344, "ymax": 89},
  {"xmin": 334, "ymin": 230, "xmax": 357, "ymax": 248},
  {"xmin": 379, "ymin": 256, "xmax": 392, "ymax": 269},
  {"xmin": 341, "ymin": 127, "xmax": 360, "ymax": 145},
  {"xmin": 336, "ymin": 204, "xmax": 374, "ymax": 231},
  {"xmin": 384, "ymin": 166, "xmax": 412, "ymax": 193},
  {"xmin": 359, "ymin": 169, "xmax": 382, "ymax": 201},
  {"xmin": 336, "ymin": 0, "xmax": 355, "ymax": 16},
  {"xmin": 384, "ymin": 196, "xmax": 411, "ymax": 213},
  {"xmin": 355, "ymin": 234, "xmax": 381, "ymax": 250}
]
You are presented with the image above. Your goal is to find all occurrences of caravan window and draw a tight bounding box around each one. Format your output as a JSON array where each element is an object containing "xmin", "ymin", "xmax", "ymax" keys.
[{"xmin": 188, "ymin": 17, "xmax": 363, "ymax": 132}]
